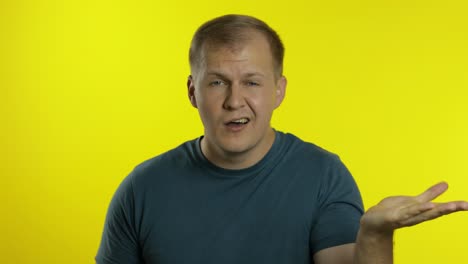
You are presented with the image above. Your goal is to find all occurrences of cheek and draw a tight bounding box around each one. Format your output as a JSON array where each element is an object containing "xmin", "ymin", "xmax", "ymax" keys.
[
  {"xmin": 249, "ymin": 91, "xmax": 277, "ymax": 115},
  {"xmin": 248, "ymin": 102, "xmax": 273, "ymax": 127},
  {"xmin": 197, "ymin": 94, "xmax": 221, "ymax": 123}
]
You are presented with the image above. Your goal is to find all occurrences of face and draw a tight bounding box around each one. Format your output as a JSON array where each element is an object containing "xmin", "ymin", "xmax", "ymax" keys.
[{"xmin": 188, "ymin": 31, "xmax": 287, "ymax": 167}]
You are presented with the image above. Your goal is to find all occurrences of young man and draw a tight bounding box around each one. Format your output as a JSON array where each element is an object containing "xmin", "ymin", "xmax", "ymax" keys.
[{"xmin": 96, "ymin": 14, "xmax": 468, "ymax": 264}]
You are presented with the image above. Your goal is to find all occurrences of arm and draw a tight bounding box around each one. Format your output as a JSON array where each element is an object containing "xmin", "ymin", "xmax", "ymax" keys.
[
  {"xmin": 354, "ymin": 182, "xmax": 468, "ymax": 264},
  {"xmin": 96, "ymin": 173, "xmax": 143, "ymax": 264},
  {"xmin": 314, "ymin": 243, "xmax": 355, "ymax": 264},
  {"xmin": 314, "ymin": 182, "xmax": 468, "ymax": 264}
]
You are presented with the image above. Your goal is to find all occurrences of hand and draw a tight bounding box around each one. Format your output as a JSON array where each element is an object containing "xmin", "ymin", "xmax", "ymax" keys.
[{"xmin": 360, "ymin": 182, "xmax": 468, "ymax": 236}]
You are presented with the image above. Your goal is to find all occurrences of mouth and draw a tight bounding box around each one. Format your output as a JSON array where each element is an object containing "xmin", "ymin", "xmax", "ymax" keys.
[
  {"xmin": 226, "ymin": 118, "xmax": 250, "ymax": 125},
  {"xmin": 225, "ymin": 117, "xmax": 250, "ymax": 131}
]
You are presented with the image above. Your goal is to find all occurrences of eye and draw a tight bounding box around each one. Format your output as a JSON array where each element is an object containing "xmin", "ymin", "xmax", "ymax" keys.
[
  {"xmin": 209, "ymin": 80, "xmax": 226, "ymax": 86},
  {"xmin": 246, "ymin": 81, "xmax": 260, "ymax": 86}
]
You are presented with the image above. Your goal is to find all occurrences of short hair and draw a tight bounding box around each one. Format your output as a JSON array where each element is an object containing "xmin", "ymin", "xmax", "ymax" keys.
[{"xmin": 189, "ymin": 14, "xmax": 285, "ymax": 77}]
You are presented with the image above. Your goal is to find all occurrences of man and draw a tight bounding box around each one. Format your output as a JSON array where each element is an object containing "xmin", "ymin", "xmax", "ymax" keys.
[{"xmin": 96, "ymin": 14, "xmax": 468, "ymax": 264}]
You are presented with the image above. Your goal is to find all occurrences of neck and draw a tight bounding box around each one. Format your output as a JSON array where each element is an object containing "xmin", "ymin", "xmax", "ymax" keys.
[{"xmin": 201, "ymin": 129, "xmax": 276, "ymax": 170}]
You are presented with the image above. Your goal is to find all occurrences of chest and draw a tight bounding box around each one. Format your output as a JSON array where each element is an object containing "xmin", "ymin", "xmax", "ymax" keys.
[{"xmin": 136, "ymin": 170, "xmax": 319, "ymax": 264}]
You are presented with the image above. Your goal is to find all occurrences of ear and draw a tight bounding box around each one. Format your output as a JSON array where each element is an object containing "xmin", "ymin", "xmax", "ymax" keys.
[
  {"xmin": 187, "ymin": 75, "xmax": 198, "ymax": 108},
  {"xmin": 274, "ymin": 76, "xmax": 287, "ymax": 109}
]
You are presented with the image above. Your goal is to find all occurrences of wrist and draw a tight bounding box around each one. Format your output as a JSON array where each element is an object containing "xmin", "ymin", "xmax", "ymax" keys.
[
  {"xmin": 358, "ymin": 219, "xmax": 394, "ymax": 242},
  {"xmin": 358, "ymin": 228, "xmax": 394, "ymax": 243},
  {"xmin": 355, "ymin": 224, "xmax": 395, "ymax": 264}
]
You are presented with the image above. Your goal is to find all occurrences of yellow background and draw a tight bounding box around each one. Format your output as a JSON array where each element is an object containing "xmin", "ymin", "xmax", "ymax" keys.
[{"xmin": 1, "ymin": 0, "xmax": 467, "ymax": 263}]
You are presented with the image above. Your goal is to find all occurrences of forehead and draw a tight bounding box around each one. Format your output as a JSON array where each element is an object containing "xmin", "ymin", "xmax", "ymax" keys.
[{"xmin": 198, "ymin": 32, "xmax": 275, "ymax": 74}]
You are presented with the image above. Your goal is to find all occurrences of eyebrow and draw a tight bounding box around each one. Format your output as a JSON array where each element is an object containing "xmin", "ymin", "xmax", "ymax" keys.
[{"xmin": 206, "ymin": 71, "xmax": 265, "ymax": 78}]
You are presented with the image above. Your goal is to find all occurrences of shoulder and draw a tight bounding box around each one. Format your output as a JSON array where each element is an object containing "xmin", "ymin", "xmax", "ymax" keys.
[
  {"xmin": 127, "ymin": 137, "xmax": 199, "ymax": 188},
  {"xmin": 277, "ymin": 132, "xmax": 357, "ymax": 193},
  {"xmin": 279, "ymin": 132, "xmax": 342, "ymax": 168},
  {"xmin": 136, "ymin": 141, "xmax": 192, "ymax": 170}
]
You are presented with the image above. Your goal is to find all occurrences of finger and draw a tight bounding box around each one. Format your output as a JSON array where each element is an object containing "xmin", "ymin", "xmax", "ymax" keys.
[
  {"xmin": 399, "ymin": 201, "xmax": 468, "ymax": 227},
  {"xmin": 416, "ymin": 182, "xmax": 449, "ymax": 203},
  {"xmin": 443, "ymin": 201, "xmax": 468, "ymax": 211},
  {"xmin": 461, "ymin": 201, "xmax": 468, "ymax": 210},
  {"xmin": 396, "ymin": 202, "xmax": 436, "ymax": 223}
]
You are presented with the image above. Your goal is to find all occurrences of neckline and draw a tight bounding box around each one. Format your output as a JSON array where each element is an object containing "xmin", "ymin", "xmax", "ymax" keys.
[{"xmin": 194, "ymin": 130, "xmax": 283, "ymax": 178}]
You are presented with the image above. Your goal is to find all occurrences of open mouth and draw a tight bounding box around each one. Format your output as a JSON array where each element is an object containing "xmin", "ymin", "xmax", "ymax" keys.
[
  {"xmin": 225, "ymin": 118, "xmax": 250, "ymax": 130},
  {"xmin": 228, "ymin": 118, "xmax": 249, "ymax": 125}
]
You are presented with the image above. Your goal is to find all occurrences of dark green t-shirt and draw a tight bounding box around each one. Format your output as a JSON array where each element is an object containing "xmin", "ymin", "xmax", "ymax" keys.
[{"xmin": 96, "ymin": 131, "xmax": 364, "ymax": 264}]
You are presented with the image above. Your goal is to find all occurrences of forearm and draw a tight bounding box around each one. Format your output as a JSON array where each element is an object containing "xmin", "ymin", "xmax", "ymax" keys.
[{"xmin": 354, "ymin": 228, "xmax": 394, "ymax": 264}]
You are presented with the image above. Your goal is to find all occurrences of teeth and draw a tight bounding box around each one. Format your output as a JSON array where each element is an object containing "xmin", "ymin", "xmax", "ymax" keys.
[{"xmin": 233, "ymin": 118, "xmax": 248, "ymax": 124}]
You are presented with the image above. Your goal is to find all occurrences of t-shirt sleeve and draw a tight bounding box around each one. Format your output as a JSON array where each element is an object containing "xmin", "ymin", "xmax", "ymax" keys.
[
  {"xmin": 309, "ymin": 155, "xmax": 364, "ymax": 255},
  {"xmin": 96, "ymin": 171, "xmax": 143, "ymax": 264}
]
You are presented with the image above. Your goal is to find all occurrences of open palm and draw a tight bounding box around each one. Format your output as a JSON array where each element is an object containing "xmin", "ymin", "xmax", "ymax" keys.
[{"xmin": 360, "ymin": 182, "xmax": 468, "ymax": 234}]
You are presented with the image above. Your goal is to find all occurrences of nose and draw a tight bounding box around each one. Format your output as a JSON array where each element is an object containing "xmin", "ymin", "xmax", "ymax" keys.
[{"xmin": 223, "ymin": 83, "xmax": 245, "ymax": 110}]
